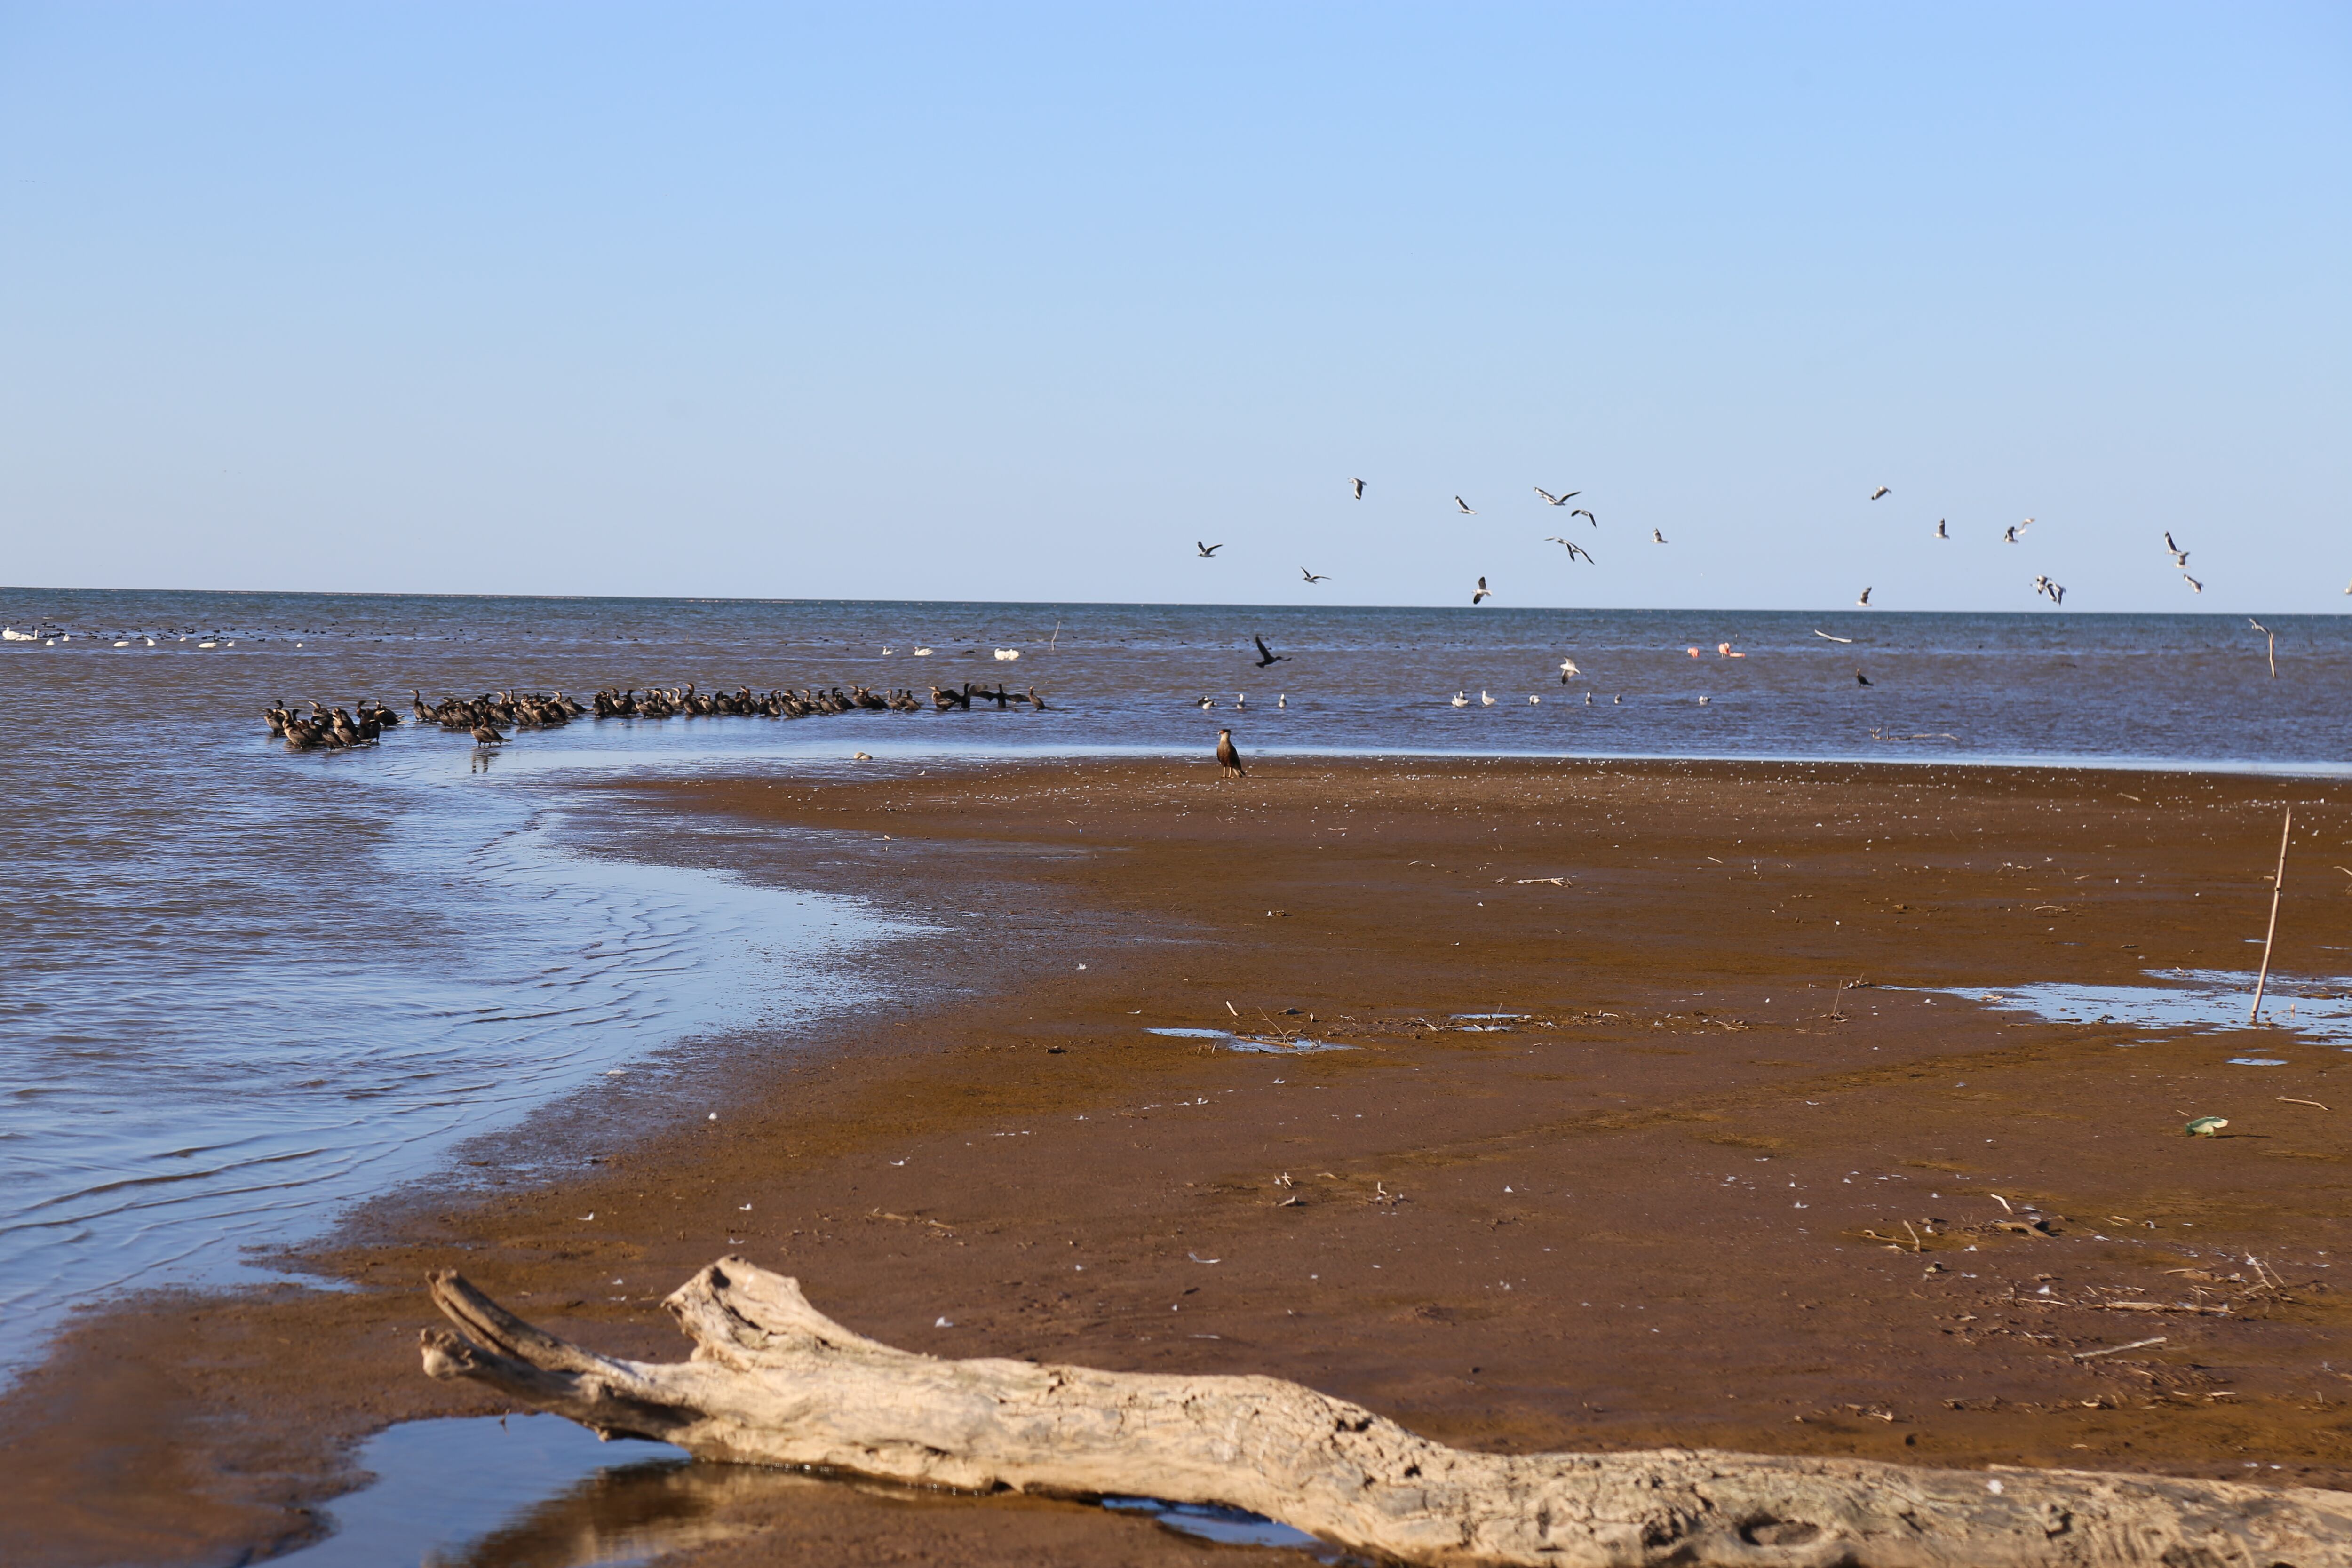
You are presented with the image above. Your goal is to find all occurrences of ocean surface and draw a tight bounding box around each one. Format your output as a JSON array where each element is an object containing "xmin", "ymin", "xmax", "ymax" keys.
[{"xmin": 2, "ymin": 587, "xmax": 2347, "ymax": 1377}]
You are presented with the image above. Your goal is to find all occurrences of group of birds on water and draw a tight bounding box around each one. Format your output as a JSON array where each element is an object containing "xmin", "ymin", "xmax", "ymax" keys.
[
  {"xmin": 267, "ymin": 681, "xmax": 1048, "ymax": 750},
  {"xmin": 1193, "ymin": 478, "xmax": 2323, "ymax": 611}
]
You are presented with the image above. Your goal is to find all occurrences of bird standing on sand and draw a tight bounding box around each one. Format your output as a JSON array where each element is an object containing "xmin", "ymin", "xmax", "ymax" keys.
[
  {"xmin": 1216, "ymin": 728, "xmax": 1246, "ymax": 778},
  {"xmin": 1197, "ymin": 541, "xmax": 1223, "ymax": 557},
  {"xmin": 1350, "ymin": 478, "xmax": 1366, "ymax": 500},
  {"xmin": 1471, "ymin": 577, "xmax": 1493, "ymax": 605},
  {"xmin": 1253, "ymin": 634, "xmax": 1284, "ymax": 668},
  {"xmin": 1869, "ymin": 486, "xmax": 1891, "ymax": 501},
  {"xmin": 1856, "ymin": 587, "xmax": 1873, "ymax": 607},
  {"xmin": 1454, "ymin": 496, "xmax": 1477, "ymax": 514},
  {"xmin": 1533, "ymin": 487, "xmax": 1580, "ymax": 507},
  {"xmin": 2164, "ymin": 532, "xmax": 2189, "ymax": 568}
]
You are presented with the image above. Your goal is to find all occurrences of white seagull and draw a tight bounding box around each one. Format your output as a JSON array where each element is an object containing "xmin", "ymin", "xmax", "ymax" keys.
[
  {"xmin": 1544, "ymin": 537, "xmax": 1594, "ymax": 563},
  {"xmin": 1533, "ymin": 487, "xmax": 1581, "ymax": 507},
  {"xmin": 1568, "ymin": 508, "xmax": 1597, "ymax": 526},
  {"xmin": 1479, "ymin": 690, "xmax": 1496, "ymax": 707},
  {"xmin": 2163, "ymin": 531, "xmax": 2189, "ymax": 568},
  {"xmin": 1197, "ymin": 541, "xmax": 1223, "ymax": 557},
  {"xmin": 1454, "ymin": 496, "xmax": 1477, "ymax": 514},
  {"xmin": 1450, "ymin": 691, "xmax": 1470, "ymax": 707},
  {"xmin": 1856, "ymin": 586, "xmax": 1873, "ymax": 607},
  {"xmin": 2182, "ymin": 572, "xmax": 2204, "ymax": 594},
  {"xmin": 1652, "ymin": 528, "xmax": 1668, "ymax": 544},
  {"xmin": 1935, "ymin": 519, "xmax": 1949, "ymax": 539},
  {"xmin": 1869, "ymin": 486, "xmax": 1891, "ymax": 501},
  {"xmin": 1350, "ymin": 477, "xmax": 1366, "ymax": 500},
  {"xmin": 1301, "ymin": 567, "xmax": 1330, "ymax": 583},
  {"xmin": 1558, "ymin": 657, "xmax": 1581, "ymax": 682},
  {"xmin": 1471, "ymin": 576, "xmax": 1493, "ymax": 605}
]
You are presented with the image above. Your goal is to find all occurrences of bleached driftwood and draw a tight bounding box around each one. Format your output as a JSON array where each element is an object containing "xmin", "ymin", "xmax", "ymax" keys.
[{"xmin": 419, "ymin": 1258, "xmax": 2352, "ymax": 1567}]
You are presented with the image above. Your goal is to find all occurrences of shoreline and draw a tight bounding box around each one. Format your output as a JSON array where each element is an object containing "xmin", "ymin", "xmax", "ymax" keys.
[{"xmin": 8, "ymin": 754, "xmax": 2351, "ymax": 1566}]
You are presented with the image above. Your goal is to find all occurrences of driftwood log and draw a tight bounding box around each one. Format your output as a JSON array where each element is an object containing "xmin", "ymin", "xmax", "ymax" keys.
[{"xmin": 419, "ymin": 1258, "xmax": 2352, "ymax": 1567}]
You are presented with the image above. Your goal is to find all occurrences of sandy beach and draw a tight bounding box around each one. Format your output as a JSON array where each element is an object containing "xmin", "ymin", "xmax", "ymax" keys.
[{"xmin": 8, "ymin": 755, "xmax": 2350, "ymax": 1566}]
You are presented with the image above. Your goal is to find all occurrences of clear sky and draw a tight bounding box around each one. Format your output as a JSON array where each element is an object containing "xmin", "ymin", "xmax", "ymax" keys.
[{"xmin": 2, "ymin": 3, "xmax": 2345, "ymax": 611}]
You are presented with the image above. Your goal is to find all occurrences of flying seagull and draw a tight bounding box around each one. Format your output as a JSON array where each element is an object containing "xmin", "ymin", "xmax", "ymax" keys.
[
  {"xmin": 2003, "ymin": 518, "xmax": 2034, "ymax": 544},
  {"xmin": 1813, "ymin": 629, "xmax": 1854, "ymax": 644},
  {"xmin": 1350, "ymin": 477, "xmax": 1366, "ymax": 500},
  {"xmin": 1252, "ymin": 634, "xmax": 1285, "ymax": 669},
  {"xmin": 1652, "ymin": 528, "xmax": 1669, "ymax": 544},
  {"xmin": 1869, "ymin": 486, "xmax": 1891, "ymax": 501},
  {"xmin": 1533, "ymin": 487, "xmax": 1581, "ymax": 507},
  {"xmin": 1544, "ymin": 537, "xmax": 1595, "ymax": 563},
  {"xmin": 1935, "ymin": 519, "xmax": 1949, "ymax": 539},
  {"xmin": 1471, "ymin": 576, "xmax": 1494, "ymax": 605},
  {"xmin": 1197, "ymin": 541, "xmax": 1223, "ymax": 557},
  {"xmin": 1856, "ymin": 586, "xmax": 1873, "ymax": 607},
  {"xmin": 1558, "ymin": 657, "xmax": 1581, "ymax": 683},
  {"xmin": 1300, "ymin": 567, "xmax": 1330, "ymax": 584},
  {"xmin": 1567, "ymin": 508, "xmax": 1597, "ymax": 527},
  {"xmin": 2163, "ymin": 531, "xmax": 2189, "ymax": 568},
  {"xmin": 2182, "ymin": 572, "xmax": 2204, "ymax": 594},
  {"xmin": 1455, "ymin": 496, "xmax": 1477, "ymax": 514}
]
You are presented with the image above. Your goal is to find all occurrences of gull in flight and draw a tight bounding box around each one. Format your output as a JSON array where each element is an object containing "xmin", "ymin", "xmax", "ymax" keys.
[
  {"xmin": 2003, "ymin": 518, "xmax": 2034, "ymax": 544},
  {"xmin": 2163, "ymin": 531, "xmax": 2189, "ymax": 568},
  {"xmin": 1568, "ymin": 508, "xmax": 1597, "ymax": 526},
  {"xmin": 1935, "ymin": 519, "xmax": 1949, "ymax": 539},
  {"xmin": 1533, "ymin": 487, "xmax": 1581, "ymax": 507},
  {"xmin": 1197, "ymin": 541, "xmax": 1223, "ymax": 557},
  {"xmin": 2033, "ymin": 574, "xmax": 2066, "ymax": 606},
  {"xmin": 1544, "ymin": 536, "xmax": 1595, "ymax": 563},
  {"xmin": 1856, "ymin": 586, "xmax": 1873, "ymax": 607},
  {"xmin": 1253, "ymin": 634, "xmax": 1285, "ymax": 668},
  {"xmin": 2182, "ymin": 572, "xmax": 2204, "ymax": 594},
  {"xmin": 1471, "ymin": 576, "xmax": 1494, "ymax": 605},
  {"xmin": 1455, "ymin": 496, "xmax": 1477, "ymax": 514},
  {"xmin": 1558, "ymin": 657, "xmax": 1581, "ymax": 683},
  {"xmin": 1350, "ymin": 477, "xmax": 1366, "ymax": 500},
  {"xmin": 1869, "ymin": 486, "xmax": 1891, "ymax": 501},
  {"xmin": 1652, "ymin": 528, "xmax": 1669, "ymax": 544},
  {"xmin": 1813, "ymin": 629, "xmax": 1854, "ymax": 644},
  {"xmin": 1301, "ymin": 567, "xmax": 1330, "ymax": 583}
]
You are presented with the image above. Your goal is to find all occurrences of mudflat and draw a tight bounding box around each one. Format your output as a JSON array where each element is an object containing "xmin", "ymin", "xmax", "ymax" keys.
[{"xmin": 7, "ymin": 756, "xmax": 2350, "ymax": 1567}]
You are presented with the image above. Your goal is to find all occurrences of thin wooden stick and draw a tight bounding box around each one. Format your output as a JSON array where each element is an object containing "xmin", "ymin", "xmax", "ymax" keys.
[{"xmin": 2250, "ymin": 807, "xmax": 2292, "ymax": 1024}]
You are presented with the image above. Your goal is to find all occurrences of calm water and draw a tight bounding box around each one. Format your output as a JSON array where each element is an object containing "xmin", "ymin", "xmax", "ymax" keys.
[{"xmin": 1, "ymin": 589, "xmax": 2347, "ymax": 1378}]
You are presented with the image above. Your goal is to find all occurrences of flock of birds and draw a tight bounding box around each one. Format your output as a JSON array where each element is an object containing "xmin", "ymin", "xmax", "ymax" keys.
[
  {"xmin": 1192, "ymin": 478, "xmax": 2326, "ymax": 611},
  {"xmin": 268, "ymin": 681, "xmax": 1048, "ymax": 750}
]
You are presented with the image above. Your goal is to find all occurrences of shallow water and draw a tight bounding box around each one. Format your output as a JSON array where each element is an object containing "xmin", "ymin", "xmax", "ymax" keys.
[
  {"xmin": 1924, "ymin": 969, "xmax": 2352, "ymax": 1054},
  {"xmin": 277, "ymin": 1415, "xmax": 1333, "ymax": 1567},
  {"xmin": 1146, "ymin": 1027, "xmax": 1354, "ymax": 1054}
]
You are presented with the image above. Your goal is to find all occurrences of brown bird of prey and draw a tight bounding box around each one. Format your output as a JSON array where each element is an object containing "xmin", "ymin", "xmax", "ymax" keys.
[{"xmin": 1216, "ymin": 728, "xmax": 1246, "ymax": 778}]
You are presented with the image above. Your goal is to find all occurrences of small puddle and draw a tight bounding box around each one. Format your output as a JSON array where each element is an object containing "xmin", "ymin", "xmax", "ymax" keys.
[
  {"xmin": 1145, "ymin": 1027, "xmax": 1354, "ymax": 1054},
  {"xmin": 1923, "ymin": 970, "xmax": 2352, "ymax": 1055},
  {"xmin": 282, "ymin": 1415, "xmax": 1338, "ymax": 1565}
]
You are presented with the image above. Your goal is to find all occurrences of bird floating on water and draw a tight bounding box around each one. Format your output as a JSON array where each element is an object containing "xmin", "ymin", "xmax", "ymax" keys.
[
  {"xmin": 1449, "ymin": 692, "xmax": 1470, "ymax": 708},
  {"xmin": 913, "ymin": 647, "xmax": 933, "ymax": 656},
  {"xmin": 1471, "ymin": 577, "xmax": 1493, "ymax": 605},
  {"xmin": 1197, "ymin": 541, "xmax": 1223, "ymax": 558},
  {"xmin": 1533, "ymin": 487, "xmax": 1580, "ymax": 507},
  {"xmin": 993, "ymin": 648, "xmax": 1021, "ymax": 661},
  {"xmin": 1869, "ymin": 486, "xmax": 1891, "ymax": 501},
  {"xmin": 1480, "ymin": 690, "xmax": 1496, "ymax": 707}
]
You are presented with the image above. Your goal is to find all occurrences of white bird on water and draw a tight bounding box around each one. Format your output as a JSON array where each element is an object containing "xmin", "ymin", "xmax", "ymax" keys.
[
  {"xmin": 1471, "ymin": 577, "xmax": 1493, "ymax": 605},
  {"xmin": 1449, "ymin": 692, "xmax": 1470, "ymax": 708},
  {"xmin": 1856, "ymin": 587, "xmax": 1873, "ymax": 607},
  {"xmin": 1479, "ymin": 691, "xmax": 1496, "ymax": 707}
]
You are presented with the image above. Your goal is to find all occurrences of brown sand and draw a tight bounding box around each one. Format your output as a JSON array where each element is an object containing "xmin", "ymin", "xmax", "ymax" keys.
[{"xmin": 7, "ymin": 756, "xmax": 2351, "ymax": 1566}]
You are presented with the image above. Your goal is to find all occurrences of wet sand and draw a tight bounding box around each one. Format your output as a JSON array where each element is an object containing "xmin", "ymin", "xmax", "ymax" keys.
[{"xmin": 8, "ymin": 756, "xmax": 2352, "ymax": 1566}]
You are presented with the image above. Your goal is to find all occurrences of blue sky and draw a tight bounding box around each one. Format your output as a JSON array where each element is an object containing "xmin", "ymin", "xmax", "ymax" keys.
[{"xmin": 2, "ymin": 3, "xmax": 2345, "ymax": 610}]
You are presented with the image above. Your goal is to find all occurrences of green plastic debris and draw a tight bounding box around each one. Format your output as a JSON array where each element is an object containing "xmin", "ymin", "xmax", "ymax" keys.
[{"xmin": 2185, "ymin": 1115, "xmax": 2229, "ymax": 1137}]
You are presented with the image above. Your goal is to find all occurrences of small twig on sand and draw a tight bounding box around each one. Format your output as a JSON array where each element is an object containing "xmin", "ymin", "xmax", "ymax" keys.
[
  {"xmin": 2074, "ymin": 1336, "xmax": 2167, "ymax": 1361},
  {"xmin": 1902, "ymin": 1220, "xmax": 1924, "ymax": 1254},
  {"xmin": 2250, "ymin": 807, "xmax": 2292, "ymax": 1024},
  {"xmin": 2279, "ymin": 1096, "xmax": 2330, "ymax": 1111},
  {"xmin": 1991, "ymin": 1193, "xmax": 2014, "ymax": 1213}
]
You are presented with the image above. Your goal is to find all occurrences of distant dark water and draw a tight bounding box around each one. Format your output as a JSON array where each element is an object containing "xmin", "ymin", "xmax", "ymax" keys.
[{"xmin": 1, "ymin": 588, "xmax": 2345, "ymax": 1372}]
